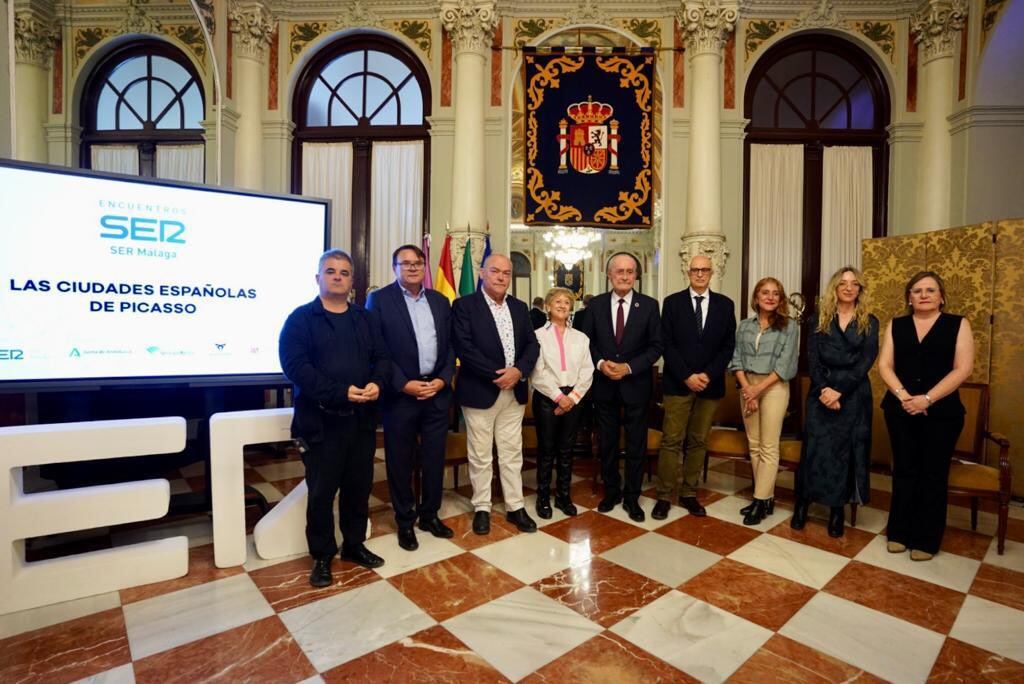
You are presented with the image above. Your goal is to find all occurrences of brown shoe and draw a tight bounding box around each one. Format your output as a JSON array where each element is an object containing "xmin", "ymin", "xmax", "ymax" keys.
[
  {"xmin": 887, "ymin": 541, "xmax": 907, "ymax": 553},
  {"xmin": 910, "ymin": 550, "xmax": 934, "ymax": 561}
]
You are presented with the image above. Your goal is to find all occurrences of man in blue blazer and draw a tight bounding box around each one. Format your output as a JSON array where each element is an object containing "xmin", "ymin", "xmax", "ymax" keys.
[
  {"xmin": 577, "ymin": 253, "xmax": 663, "ymax": 522},
  {"xmin": 366, "ymin": 245, "xmax": 456, "ymax": 551},
  {"xmin": 451, "ymin": 253, "xmax": 540, "ymax": 535}
]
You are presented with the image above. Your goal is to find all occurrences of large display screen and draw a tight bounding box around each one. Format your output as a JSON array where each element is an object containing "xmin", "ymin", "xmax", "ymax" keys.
[{"xmin": 0, "ymin": 161, "xmax": 329, "ymax": 388}]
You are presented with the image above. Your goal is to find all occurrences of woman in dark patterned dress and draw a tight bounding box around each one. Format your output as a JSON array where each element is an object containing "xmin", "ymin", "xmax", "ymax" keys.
[{"xmin": 792, "ymin": 267, "xmax": 879, "ymax": 538}]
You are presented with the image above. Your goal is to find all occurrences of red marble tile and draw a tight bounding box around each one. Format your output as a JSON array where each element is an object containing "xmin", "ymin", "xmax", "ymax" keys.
[
  {"xmin": 523, "ymin": 629, "xmax": 693, "ymax": 683},
  {"xmin": 907, "ymin": 38, "xmax": 918, "ymax": 112},
  {"xmin": 120, "ymin": 543, "xmax": 244, "ymax": 604},
  {"xmin": 824, "ymin": 560, "xmax": 966, "ymax": 634},
  {"xmin": 532, "ymin": 556, "xmax": 670, "ymax": 628},
  {"xmin": 134, "ymin": 615, "xmax": 314, "ymax": 683},
  {"xmin": 723, "ymin": 33, "xmax": 736, "ymax": 109},
  {"xmin": 926, "ymin": 636, "xmax": 1024, "ymax": 683},
  {"xmin": 569, "ymin": 480, "xmax": 605, "ymax": 509},
  {"xmin": 371, "ymin": 479, "xmax": 392, "ymax": 502},
  {"xmin": 244, "ymin": 468, "xmax": 267, "ymax": 484},
  {"xmin": 441, "ymin": 31, "xmax": 452, "ymax": 107},
  {"xmin": 969, "ymin": 563, "xmax": 1024, "ymax": 612},
  {"xmin": 680, "ymin": 558, "xmax": 817, "ymax": 631},
  {"xmin": 768, "ymin": 517, "xmax": 876, "ymax": 558},
  {"xmin": 730, "ymin": 633, "xmax": 886, "ymax": 683},
  {"xmin": 388, "ymin": 552, "xmax": 522, "ymax": 621},
  {"xmin": 1006, "ymin": 517, "xmax": 1024, "ymax": 543},
  {"xmin": 865, "ymin": 488, "xmax": 891, "ymax": 511},
  {"xmin": 542, "ymin": 511, "xmax": 646, "ymax": 554},
  {"xmin": 940, "ymin": 526, "xmax": 993, "ymax": 560},
  {"xmin": 52, "ymin": 35, "xmax": 63, "ymax": 114},
  {"xmin": 0, "ymin": 607, "xmax": 130, "ymax": 683},
  {"xmin": 445, "ymin": 512, "xmax": 521, "ymax": 551},
  {"xmin": 268, "ymin": 28, "xmax": 279, "ymax": 111},
  {"xmin": 275, "ymin": 476, "xmax": 306, "ymax": 496},
  {"xmin": 323, "ymin": 625, "xmax": 507, "ymax": 682},
  {"xmin": 656, "ymin": 514, "xmax": 760, "ymax": 555},
  {"xmin": 185, "ymin": 476, "xmax": 206, "ymax": 492},
  {"xmin": 369, "ymin": 508, "xmax": 400, "ymax": 539},
  {"xmin": 249, "ymin": 555, "xmax": 381, "ymax": 612},
  {"xmin": 490, "ymin": 22, "xmax": 502, "ymax": 107},
  {"xmin": 695, "ymin": 487, "xmax": 727, "ymax": 507}
]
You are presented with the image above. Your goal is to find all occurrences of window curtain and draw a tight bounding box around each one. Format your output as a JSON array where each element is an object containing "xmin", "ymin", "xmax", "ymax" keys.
[
  {"xmin": 155, "ymin": 144, "xmax": 205, "ymax": 183},
  {"xmin": 749, "ymin": 144, "xmax": 804, "ymax": 300},
  {"xmin": 369, "ymin": 141, "xmax": 424, "ymax": 289},
  {"xmin": 91, "ymin": 145, "xmax": 139, "ymax": 175},
  {"xmin": 820, "ymin": 146, "xmax": 873, "ymax": 292},
  {"xmin": 302, "ymin": 142, "xmax": 353, "ymax": 253}
]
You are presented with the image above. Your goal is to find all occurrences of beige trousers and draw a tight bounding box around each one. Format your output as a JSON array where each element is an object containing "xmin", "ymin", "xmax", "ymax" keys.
[
  {"xmin": 741, "ymin": 373, "xmax": 790, "ymax": 499},
  {"xmin": 463, "ymin": 388, "xmax": 526, "ymax": 512}
]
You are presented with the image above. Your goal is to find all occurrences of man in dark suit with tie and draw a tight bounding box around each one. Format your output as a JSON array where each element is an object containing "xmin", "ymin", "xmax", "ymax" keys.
[
  {"xmin": 366, "ymin": 245, "xmax": 456, "ymax": 551},
  {"xmin": 578, "ymin": 253, "xmax": 663, "ymax": 521},
  {"xmin": 652, "ymin": 255, "xmax": 736, "ymax": 520},
  {"xmin": 452, "ymin": 253, "xmax": 540, "ymax": 535}
]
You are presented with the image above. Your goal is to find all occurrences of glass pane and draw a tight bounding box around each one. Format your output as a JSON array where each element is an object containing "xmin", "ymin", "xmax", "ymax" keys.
[
  {"xmin": 820, "ymin": 99, "xmax": 849, "ymax": 128},
  {"xmin": 367, "ymin": 50, "xmax": 410, "ymax": 88},
  {"xmin": 814, "ymin": 50, "xmax": 860, "ymax": 89},
  {"xmin": 319, "ymin": 51, "xmax": 364, "ymax": 89},
  {"xmin": 107, "ymin": 55, "xmax": 148, "ymax": 92},
  {"xmin": 777, "ymin": 98, "xmax": 805, "ymax": 128},
  {"xmin": 750, "ymin": 81, "xmax": 775, "ymax": 127},
  {"xmin": 398, "ymin": 79, "xmax": 423, "ymax": 124},
  {"xmin": 96, "ymin": 84, "xmax": 118, "ymax": 130},
  {"xmin": 372, "ymin": 96, "xmax": 398, "ymax": 125},
  {"xmin": 364, "ymin": 75, "xmax": 393, "ymax": 117},
  {"xmin": 813, "ymin": 77, "xmax": 843, "ymax": 125},
  {"xmin": 152, "ymin": 55, "xmax": 191, "ymax": 91},
  {"xmin": 150, "ymin": 80, "xmax": 175, "ymax": 123},
  {"xmin": 117, "ymin": 101, "xmax": 144, "ymax": 129},
  {"xmin": 181, "ymin": 83, "xmax": 203, "ymax": 128},
  {"xmin": 124, "ymin": 82, "xmax": 150, "ymax": 121},
  {"xmin": 850, "ymin": 80, "xmax": 875, "ymax": 128},
  {"xmin": 307, "ymin": 79, "xmax": 330, "ymax": 126},
  {"xmin": 155, "ymin": 102, "xmax": 183, "ymax": 129},
  {"xmin": 766, "ymin": 51, "xmax": 812, "ymax": 89},
  {"xmin": 329, "ymin": 97, "xmax": 357, "ymax": 126},
  {"xmin": 782, "ymin": 75, "xmax": 812, "ymax": 121},
  {"xmin": 337, "ymin": 75, "xmax": 364, "ymax": 119}
]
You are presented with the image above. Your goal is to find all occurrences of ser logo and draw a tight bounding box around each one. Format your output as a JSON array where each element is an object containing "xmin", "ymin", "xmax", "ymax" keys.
[
  {"xmin": 0, "ymin": 349, "xmax": 25, "ymax": 361},
  {"xmin": 100, "ymin": 215, "xmax": 186, "ymax": 244}
]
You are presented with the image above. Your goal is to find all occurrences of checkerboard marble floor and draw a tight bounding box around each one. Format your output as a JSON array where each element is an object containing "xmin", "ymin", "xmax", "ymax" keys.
[{"xmin": 4, "ymin": 448, "xmax": 1024, "ymax": 683}]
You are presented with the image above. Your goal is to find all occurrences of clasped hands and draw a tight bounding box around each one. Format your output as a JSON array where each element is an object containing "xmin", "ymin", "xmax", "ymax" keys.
[
  {"xmin": 553, "ymin": 395, "xmax": 574, "ymax": 416},
  {"xmin": 601, "ymin": 361, "xmax": 630, "ymax": 381},
  {"xmin": 900, "ymin": 394, "xmax": 930, "ymax": 416},
  {"xmin": 347, "ymin": 382, "xmax": 380, "ymax": 403},
  {"xmin": 740, "ymin": 383, "xmax": 761, "ymax": 416},
  {"xmin": 402, "ymin": 378, "xmax": 445, "ymax": 400},
  {"xmin": 818, "ymin": 387, "xmax": 842, "ymax": 411}
]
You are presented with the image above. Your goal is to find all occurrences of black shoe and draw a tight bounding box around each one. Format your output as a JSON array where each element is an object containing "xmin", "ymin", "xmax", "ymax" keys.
[
  {"xmin": 678, "ymin": 496, "xmax": 707, "ymax": 517},
  {"xmin": 739, "ymin": 500, "xmax": 756, "ymax": 516},
  {"xmin": 790, "ymin": 498, "xmax": 810, "ymax": 530},
  {"xmin": 554, "ymin": 495, "xmax": 578, "ymax": 517},
  {"xmin": 340, "ymin": 544, "xmax": 385, "ymax": 569},
  {"xmin": 828, "ymin": 506, "xmax": 845, "ymax": 538},
  {"xmin": 651, "ymin": 499, "xmax": 671, "ymax": 520},
  {"xmin": 506, "ymin": 507, "xmax": 538, "ymax": 533},
  {"xmin": 535, "ymin": 496, "xmax": 553, "ymax": 519},
  {"xmin": 397, "ymin": 527, "xmax": 418, "ymax": 551},
  {"xmin": 597, "ymin": 493, "xmax": 622, "ymax": 513},
  {"xmin": 622, "ymin": 499, "xmax": 645, "ymax": 523},
  {"xmin": 472, "ymin": 510, "xmax": 490, "ymax": 535},
  {"xmin": 309, "ymin": 557, "xmax": 332, "ymax": 587},
  {"xmin": 418, "ymin": 516, "xmax": 455, "ymax": 538},
  {"xmin": 743, "ymin": 498, "xmax": 769, "ymax": 526}
]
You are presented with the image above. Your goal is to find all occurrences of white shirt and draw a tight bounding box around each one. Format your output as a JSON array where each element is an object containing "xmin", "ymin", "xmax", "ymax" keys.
[
  {"xmin": 531, "ymin": 323, "xmax": 595, "ymax": 404},
  {"xmin": 689, "ymin": 287, "xmax": 710, "ymax": 330},
  {"xmin": 483, "ymin": 291, "xmax": 516, "ymax": 367},
  {"xmin": 610, "ymin": 289, "xmax": 634, "ymax": 329}
]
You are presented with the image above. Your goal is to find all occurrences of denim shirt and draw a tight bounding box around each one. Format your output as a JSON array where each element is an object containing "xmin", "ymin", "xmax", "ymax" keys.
[{"xmin": 728, "ymin": 316, "xmax": 799, "ymax": 381}]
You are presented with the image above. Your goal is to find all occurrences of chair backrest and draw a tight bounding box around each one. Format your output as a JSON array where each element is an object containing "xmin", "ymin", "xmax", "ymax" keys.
[{"xmin": 713, "ymin": 379, "xmax": 744, "ymax": 428}]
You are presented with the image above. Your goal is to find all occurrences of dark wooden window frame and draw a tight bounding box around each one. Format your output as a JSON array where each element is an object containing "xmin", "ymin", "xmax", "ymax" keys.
[
  {"xmin": 80, "ymin": 41, "xmax": 205, "ymax": 178},
  {"xmin": 291, "ymin": 34, "xmax": 432, "ymax": 301}
]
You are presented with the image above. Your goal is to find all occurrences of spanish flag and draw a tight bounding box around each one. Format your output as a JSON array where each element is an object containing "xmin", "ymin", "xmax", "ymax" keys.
[{"xmin": 434, "ymin": 235, "xmax": 457, "ymax": 304}]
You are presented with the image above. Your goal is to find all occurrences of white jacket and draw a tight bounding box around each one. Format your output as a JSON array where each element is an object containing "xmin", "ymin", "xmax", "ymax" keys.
[{"xmin": 530, "ymin": 322, "xmax": 595, "ymax": 404}]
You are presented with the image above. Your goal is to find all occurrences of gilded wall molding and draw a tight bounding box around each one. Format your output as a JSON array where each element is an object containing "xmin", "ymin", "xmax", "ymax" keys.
[
  {"xmin": 743, "ymin": 18, "xmax": 788, "ymax": 60},
  {"xmin": 851, "ymin": 20, "xmax": 896, "ymax": 62},
  {"xmin": 440, "ymin": 0, "xmax": 498, "ymax": 54},
  {"xmin": 334, "ymin": 0, "xmax": 384, "ymax": 29},
  {"xmin": 679, "ymin": 0, "xmax": 738, "ymax": 57},
  {"xmin": 229, "ymin": 0, "xmax": 276, "ymax": 60},
  {"xmin": 616, "ymin": 18, "xmax": 662, "ymax": 48},
  {"xmin": 910, "ymin": 0, "xmax": 967, "ymax": 63}
]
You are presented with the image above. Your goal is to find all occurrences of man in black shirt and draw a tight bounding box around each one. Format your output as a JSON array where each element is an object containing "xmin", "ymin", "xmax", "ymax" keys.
[{"xmin": 279, "ymin": 249, "xmax": 391, "ymax": 587}]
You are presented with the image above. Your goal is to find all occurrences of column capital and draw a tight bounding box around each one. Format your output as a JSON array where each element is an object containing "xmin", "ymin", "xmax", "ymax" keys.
[
  {"xmin": 679, "ymin": 234, "xmax": 729, "ymax": 286},
  {"xmin": 229, "ymin": 0, "xmax": 275, "ymax": 61},
  {"xmin": 679, "ymin": 0, "xmax": 738, "ymax": 58},
  {"xmin": 440, "ymin": 0, "xmax": 498, "ymax": 55},
  {"xmin": 13, "ymin": 8, "xmax": 58, "ymax": 67},
  {"xmin": 911, "ymin": 0, "xmax": 967, "ymax": 64}
]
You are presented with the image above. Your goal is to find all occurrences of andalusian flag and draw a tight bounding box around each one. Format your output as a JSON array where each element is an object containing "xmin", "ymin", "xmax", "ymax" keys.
[
  {"xmin": 458, "ymin": 239, "xmax": 476, "ymax": 297},
  {"xmin": 434, "ymin": 235, "xmax": 457, "ymax": 304}
]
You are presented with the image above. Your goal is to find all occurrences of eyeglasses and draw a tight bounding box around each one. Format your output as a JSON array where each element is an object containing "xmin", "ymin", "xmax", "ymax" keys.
[
  {"xmin": 397, "ymin": 261, "xmax": 425, "ymax": 270},
  {"xmin": 689, "ymin": 268, "xmax": 712, "ymax": 275}
]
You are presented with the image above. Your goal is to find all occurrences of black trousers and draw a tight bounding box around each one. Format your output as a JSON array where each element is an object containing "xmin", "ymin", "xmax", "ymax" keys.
[
  {"xmin": 594, "ymin": 394, "xmax": 648, "ymax": 501},
  {"xmin": 885, "ymin": 409, "xmax": 965, "ymax": 554},
  {"xmin": 382, "ymin": 392, "xmax": 450, "ymax": 529},
  {"xmin": 532, "ymin": 390, "xmax": 584, "ymax": 499},
  {"xmin": 302, "ymin": 413, "xmax": 376, "ymax": 559}
]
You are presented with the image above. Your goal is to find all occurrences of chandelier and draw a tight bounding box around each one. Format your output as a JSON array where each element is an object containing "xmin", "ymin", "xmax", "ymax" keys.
[{"xmin": 542, "ymin": 226, "xmax": 601, "ymax": 268}]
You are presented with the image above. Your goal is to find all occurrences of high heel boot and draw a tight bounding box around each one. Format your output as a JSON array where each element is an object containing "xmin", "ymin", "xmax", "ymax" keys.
[
  {"xmin": 790, "ymin": 498, "xmax": 809, "ymax": 530},
  {"xmin": 827, "ymin": 506, "xmax": 845, "ymax": 538}
]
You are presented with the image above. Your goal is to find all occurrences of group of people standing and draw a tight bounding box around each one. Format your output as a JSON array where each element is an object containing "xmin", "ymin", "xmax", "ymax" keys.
[{"xmin": 280, "ymin": 245, "xmax": 974, "ymax": 588}]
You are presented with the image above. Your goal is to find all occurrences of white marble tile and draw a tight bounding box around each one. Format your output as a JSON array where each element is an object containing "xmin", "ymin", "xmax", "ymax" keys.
[
  {"xmin": 279, "ymin": 580, "xmax": 434, "ymax": 672},
  {"xmin": 950, "ymin": 595, "xmax": 1024, "ymax": 663},
  {"xmin": 854, "ymin": 535, "xmax": 981, "ymax": 592},
  {"xmin": 242, "ymin": 535, "xmax": 307, "ymax": 573},
  {"xmin": 870, "ymin": 471, "xmax": 893, "ymax": 492},
  {"xmin": 442, "ymin": 586, "xmax": 603, "ymax": 682},
  {"xmin": 436, "ymin": 490, "xmax": 474, "ymax": 520},
  {"xmin": 847, "ymin": 504, "xmax": 888, "ymax": 534},
  {"xmin": 122, "ymin": 574, "xmax": 274, "ymax": 660},
  {"xmin": 72, "ymin": 663, "xmax": 136, "ymax": 684},
  {"xmin": 254, "ymin": 460, "xmax": 307, "ymax": 482},
  {"xmin": 611, "ymin": 590, "xmax": 772, "ymax": 683},
  {"xmin": 0, "ymin": 591, "xmax": 121, "ymax": 640},
  {"xmin": 601, "ymin": 494, "xmax": 688, "ymax": 530},
  {"xmin": 364, "ymin": 532, "xmax": 464, "ymax": 579},
  {"xmin": 983, "ymin": 538, "xmax": 1024, "ymax": 573},
  {"xmin": 701, "ymin": 470, "xmax": 754, "ymax": 495},
  {"xmin": 471, "ymin": 531, "xmax": 579, "ymax": 584},
  {"xmin": 298, "ymin": 676, "xmax": 325, "ymax": 684},
  {"xmin": 521, "ymin": 493, "xmax": 589, "ymax": 528},
  {"xmin": 780, "ymin": 592, "xmax": 945, "ymax": 683},
  {"xmin": 373, "ymin": 461, "xmax": 388, "ymax": 483},
  {"xmin": 728, "ymin": 533, "xmax": 849, "ymax": 589},
  {"xmin": 601, "ymin": 533, "xmax": 721, "ymax": 588},
  {"xmin": 705, "ymin": 495, "xmax": 791, "ymax": 529},
  {"xmin": 250, "ymin": 481, "xmax": 284, "ymax": 504}
]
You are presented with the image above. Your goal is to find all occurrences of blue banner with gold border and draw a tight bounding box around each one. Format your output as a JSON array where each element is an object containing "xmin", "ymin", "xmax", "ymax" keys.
[{"xmin": 523, "ymin": 47, "xmax": 654, "ymax": 229}]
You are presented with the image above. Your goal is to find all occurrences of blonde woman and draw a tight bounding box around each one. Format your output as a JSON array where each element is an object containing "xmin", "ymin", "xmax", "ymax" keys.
[
  {"xmin": 792, "ymin": 267, "xmax": 879, "ymax": 538},
  {"xmin": 728, "ymin": 277, "xmax": 799, "ymax": 525},
  {"xmin": 530, "ymin": 287, "xmax": 595, "ymax": 518}
]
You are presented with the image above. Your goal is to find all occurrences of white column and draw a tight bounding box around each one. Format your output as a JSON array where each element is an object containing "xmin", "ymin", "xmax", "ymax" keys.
[
  {"xmin": 910, "ymin": 0, "xmax": 966, "ymax": 233},
  {"xmin": 228, "ymin": 0, "xmax": 273, "ymax": 190},
  {"xmin": 678, "ymin": 0, "xmax": 737, "ymax": 289},
  {"xmin": 13, "ymin": 9, "xmax": 56, "ymax": 163}
]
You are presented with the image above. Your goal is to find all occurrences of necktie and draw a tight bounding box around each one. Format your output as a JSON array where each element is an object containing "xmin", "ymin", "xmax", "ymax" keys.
[
  {"xmin": 615, "ymin": 298, "xmax": 625, "ymax": 347},
  {"xmin": 694, "ymin": 295, "xmax": 705, "ymax": 337}
]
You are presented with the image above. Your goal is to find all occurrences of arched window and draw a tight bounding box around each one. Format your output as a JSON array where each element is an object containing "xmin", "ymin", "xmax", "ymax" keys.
[
  {"xmin": 293, "ymin": 34, "xmax": 430, "ymax": 299},
  {"xmin": 511, "ymin": 251, "xmax": 531, "ymax": 301},
  {"xmin": 743, "ymin": 35, "xmax": 890, "ymax": 311},
  {"xmin": 81, "ymin": 41, "xmax": 205, "ymax": 180}
]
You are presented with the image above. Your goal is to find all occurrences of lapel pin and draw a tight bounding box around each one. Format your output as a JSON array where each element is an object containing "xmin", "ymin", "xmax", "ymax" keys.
[{"xmin": 633, "ymin": 302, "xmax": 639, "ymax": 308}]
